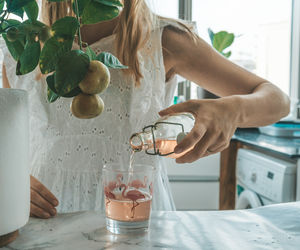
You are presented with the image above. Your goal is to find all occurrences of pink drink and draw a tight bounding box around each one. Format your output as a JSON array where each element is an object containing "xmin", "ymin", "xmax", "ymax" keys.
[
  {"xmin": 131, "ymin": 139, "xmax": 193, "ymax": 158},
  {"xmin": 102, "ymin": 163, "xmax": 155, "ymax": 234},
  {"xmin": 105, "ymin": 192, "xmax": 152, "ymax": 222}
]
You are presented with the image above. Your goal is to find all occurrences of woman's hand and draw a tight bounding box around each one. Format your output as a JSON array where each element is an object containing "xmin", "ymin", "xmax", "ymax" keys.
[
  {"xmin": 159, "ymin": 98, "xmax": 239, "ymax": 163},
  {"xmin": 30, "ymin": 175, "xmax": 59, "ymax": 219}
]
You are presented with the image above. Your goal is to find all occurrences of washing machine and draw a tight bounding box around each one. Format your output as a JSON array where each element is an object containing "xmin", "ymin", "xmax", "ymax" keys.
[{"xmin": 236, "ymin": 148, "xmax": 297, "ymax": 209}]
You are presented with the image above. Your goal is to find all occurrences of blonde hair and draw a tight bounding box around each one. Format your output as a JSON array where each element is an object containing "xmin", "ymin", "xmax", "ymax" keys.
[
  {"xmin": 41, "ymin": 0, "xmax": 196, "ymax": 86},
  {"xmin": 42, "ymin": 0, "xmax": 73, "ymax": 26}
]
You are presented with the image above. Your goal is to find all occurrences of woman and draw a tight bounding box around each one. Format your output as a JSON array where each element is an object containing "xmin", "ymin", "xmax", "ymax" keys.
[{"xmin": 2, "ymin": 0, "xmax": 290, "ymax": 219}]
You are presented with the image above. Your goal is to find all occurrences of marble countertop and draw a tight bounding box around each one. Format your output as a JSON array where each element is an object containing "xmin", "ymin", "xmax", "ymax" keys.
[
  {"xmin": 3, "ymin": 202, "xmax": 300, "ymax": 250},
  {"xmin": 233, "ymin": 128, "xmax": 300, "ymax": 158}
]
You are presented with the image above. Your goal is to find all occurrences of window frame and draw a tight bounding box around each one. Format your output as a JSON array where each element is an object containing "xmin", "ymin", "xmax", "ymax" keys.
[{"xmin": 290, "ymin": 0, "xmax": 300, "ymax": 102}]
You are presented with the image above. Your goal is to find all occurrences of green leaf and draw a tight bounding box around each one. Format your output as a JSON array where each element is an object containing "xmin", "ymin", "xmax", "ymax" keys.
[
  {"xmin": 86, "ymin": 46, "xmax": 97, "ymax": 60},
  {"xmin": 39, "ymin": 37, "xmax": 73, "ymax": 74},
  {"xmin": 97, "ymin": 52, "xmax": 128, "ymax": 69},
  {"xmin": 62, "ymin": 86, "xmax": 82, "ymax": 97},
  {"xmin": 222, "ymin": 51, "xmax": 232, "ymax": 58},
  {"xmin": 1, "ymin": 19, "xmax": 21, "ymax": 30},
  {"xmin": 47, "ymin": 0, "xmax": 66, "ymax": 1},
  {"xmin": 55, "ymin": 50, "xmax": 90, "ymax": 96},
  {"xmin": 46, "ymin": 74, "xmax": 60, "ymax": 102},
  {"xmin": 208, "ymin": 28, "xmax": 214, "ymax": 45},
  {"xmin": 82, "ymin": 1, "xmax": 119, "ymax": 25},
  {"xmin": 213, "ymin": 31, "xmax": 234, "ymax": 53},
  {"xmin": 93, "ymin": 0, "xmax": 123, "ymax": 7},
  {"xmin": 2, "ymin": 33, "xmax": 24, "ymax": 61},
  {"xmin": 11, "ymin": 7, "xmax": 24, "ymax": 19},
  {"xmin": 18, "ymin": 40, "xmax": 40, "ymax": 75},
  {"xmin": 6, "ymin": 0, "xmax": 34, "ymax": 12},
  {"xmin": 47, "ymin": 73, "xmax": 81, "ymax": 98},
  {"xmin": 24, "ymin": 19, "xmax": 46, "ymax": 29},
  {"xmin": 72, "ymin": 0, "xmax": 90, "ymax": 17},
  {"xmin": 0, "ymin": 0, "xmax": 5, "ymax": 11},
  {"xmin": 24, "ymin": 0, "xmax": 39, "ymax": 20},
  {"xmin": 48, "ymin": 87, "xmax": 60, "ymax": 103},
  {"xmin": 51, "ymin": 16, "xmax": 79, "ymax": 39}
]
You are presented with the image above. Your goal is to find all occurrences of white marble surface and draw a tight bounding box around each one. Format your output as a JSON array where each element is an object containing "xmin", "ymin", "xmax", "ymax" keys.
[{"xmin": 3, "ymin": 202, "xmax": 300, "ymax": 250}]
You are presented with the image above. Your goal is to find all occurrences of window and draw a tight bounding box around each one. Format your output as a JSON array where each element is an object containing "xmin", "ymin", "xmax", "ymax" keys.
[
  {"xmin": 192, "ymin": 0, "xmax": 292, "ymax": 96},
  {"xmin": 147, "ymin": 0, "xmax": 179, "ymax": 19}
]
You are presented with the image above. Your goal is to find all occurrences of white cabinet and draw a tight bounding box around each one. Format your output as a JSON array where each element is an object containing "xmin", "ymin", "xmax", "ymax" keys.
[
  {"xmin": 163, "ymin": 153, "xmax": 220, "ymax": 210},
  {"xmin": 170, "ymin": 182, "xmax": 219, "ymax": 210}
]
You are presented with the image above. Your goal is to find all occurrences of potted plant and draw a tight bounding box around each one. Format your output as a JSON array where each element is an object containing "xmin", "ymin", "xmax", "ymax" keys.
[
  {"xmin": 0, "ymin": 0, "xmax": 125, "ymax": 246},
  {"xmin": 197, "ymin": 28, "xmax": 236, "ymax": 99},
  {"xmin": 1, "ymin": 0, "xmax": 127, "ymax": 118}
]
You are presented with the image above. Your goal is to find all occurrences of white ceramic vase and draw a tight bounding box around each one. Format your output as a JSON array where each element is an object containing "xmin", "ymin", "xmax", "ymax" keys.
[{"xmin": 0, "ymin": 89, "xmax": 30, "ymax": 237}]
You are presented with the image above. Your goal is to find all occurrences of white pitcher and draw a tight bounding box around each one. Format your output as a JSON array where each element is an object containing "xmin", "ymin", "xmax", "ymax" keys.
[{"xmin": 0, "ymin": 89, "xmax": 30, "ymax": 244}]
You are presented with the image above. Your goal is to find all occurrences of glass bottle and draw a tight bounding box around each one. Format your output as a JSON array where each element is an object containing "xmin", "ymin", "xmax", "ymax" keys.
[{"xmin": 129, "ymin": 113, "xmax": 195, "ymax": 159}]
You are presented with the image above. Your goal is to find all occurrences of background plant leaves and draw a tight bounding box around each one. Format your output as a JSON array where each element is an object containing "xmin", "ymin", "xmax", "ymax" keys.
[
  {"xmin": 213, "ymin": 31, "xmax": 234, "ymax": 54},
  {"xmin": 97, "ymin": 52, "xmax": 128, "ymax": 69},
  {"xmin": 222, "ymin": 51, "xmax": 232, "ymax": 58},
  {"xmin": 208, "ymin": 28, "xmax": 214, "ymax": 45},
  {"xmin": 55, "ymin": 50, "xmax": 89, "ymax": 96}
]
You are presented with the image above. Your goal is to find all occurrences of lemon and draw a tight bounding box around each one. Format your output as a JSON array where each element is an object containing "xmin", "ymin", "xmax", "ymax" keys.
[
  {"xmin": 71, "ymin": 93, "xmax": 104, "ymax": 119},
  {"xmin": 79, "ymin": 60, "xmax": 110, "ymax": 95}
]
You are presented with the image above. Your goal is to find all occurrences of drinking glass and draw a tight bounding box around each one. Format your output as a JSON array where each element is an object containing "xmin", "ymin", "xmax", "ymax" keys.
[{"xmin": 102, "ymin": 163, "xmax": 156, "ymax": 234}]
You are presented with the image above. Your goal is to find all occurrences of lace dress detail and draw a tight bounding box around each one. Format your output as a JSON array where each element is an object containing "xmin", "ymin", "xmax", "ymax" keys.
[{"xmin": 1, "ymin": 19, "xmax": 180, "ymax": 212}]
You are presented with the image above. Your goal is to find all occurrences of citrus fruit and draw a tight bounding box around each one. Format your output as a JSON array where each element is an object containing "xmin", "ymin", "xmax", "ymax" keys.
[
  {"xmin": 6, "ymin": 27, "xmax": 19, "ymax": 42},
  {"xmin": 79, "ymin": 60, "xmax": 110, "ymax": 95},
  {"xmin": 71, "ymin": 93, "xmax": 104, "ymax": 119}
]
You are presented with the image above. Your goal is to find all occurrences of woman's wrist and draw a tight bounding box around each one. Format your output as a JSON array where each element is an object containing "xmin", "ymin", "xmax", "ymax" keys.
[{"xmin": 217, "ymin": 95, "xmax": 244, "ymax": 128}]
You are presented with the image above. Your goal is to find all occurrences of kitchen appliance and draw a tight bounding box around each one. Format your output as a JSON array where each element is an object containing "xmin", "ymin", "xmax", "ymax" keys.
[
  {"xmin": 259, "ymin": 121, "xmax": 300, "ymax": 137},
  {"xmin": 236, "ymin": 148, "xmax": 297, "ymax": 209},
  {"xmin": 0, "ymin": 89, "xmax": 30, "ymax": 247}
]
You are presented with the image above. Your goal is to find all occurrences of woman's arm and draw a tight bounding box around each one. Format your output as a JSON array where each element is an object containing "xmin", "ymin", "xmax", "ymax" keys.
[
  {"xmin": 2, "ymin": 64, "xmax": 11, "ymax": 88},
  {"xmin": 161, "ymin": 26, "xmax": 290, "ymax": 163},
  {"xmin": 162, "ymin": 27, "xmax": 290, "ymax": 126}
]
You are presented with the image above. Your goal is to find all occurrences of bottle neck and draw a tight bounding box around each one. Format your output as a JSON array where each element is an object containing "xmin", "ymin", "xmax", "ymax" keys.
[{"xmin": 129, "ymin": 132, "xmax": 153, "ymax": 152}]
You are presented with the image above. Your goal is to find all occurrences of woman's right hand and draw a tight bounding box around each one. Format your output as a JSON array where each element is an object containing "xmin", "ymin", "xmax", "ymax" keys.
[{"xmin": 30, "ymin": 175, "xmax": 59, "ymax": 219}]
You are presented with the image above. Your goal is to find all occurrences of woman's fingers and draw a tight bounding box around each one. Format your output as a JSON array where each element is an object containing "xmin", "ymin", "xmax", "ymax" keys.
[
  {"xmin": 206, "ymin": 134, "xmax": 229, "ymax": 152},
  {"xmin": 203, "ymin": 142, "xmax": 230, "ymax": 158},
  {"xmin": 30, "ymin": 203, "xmax": 51, "ymax": 219},
  {"xmin": 30, "ymin": 175, "xmax": 59, "ymax": 219},
  {"xmin": 159, "ymin": 101, "xmax": 195, "ymax": 116},
  {"xmin": 176, "ymin": 131, "xmax": 219, "ymax": 163},
  {"xmin": 30, "ymin": 175, "xmax": 59, "ymax": 207},
  {"xmin": 174, "ymin": 124, "xmax": 206, "ymax": 154},
  {"xmin": 207, "ymin": 142, "xmax": 228, "ymax": 153},
  {"xmin": 30, "ymin": 189, "xmax": 57, "ymax": 217}
]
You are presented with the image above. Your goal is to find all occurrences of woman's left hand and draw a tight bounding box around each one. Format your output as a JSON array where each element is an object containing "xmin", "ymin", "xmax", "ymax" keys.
[{"xmin": 159, "ymin": 98, "xmax": 239, "ymax": 163}]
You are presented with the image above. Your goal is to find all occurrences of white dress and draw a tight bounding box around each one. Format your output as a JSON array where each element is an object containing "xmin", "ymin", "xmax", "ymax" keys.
[{"xmin": 1, "ymin": 19, "xmax": 179, "ymax": 212}]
